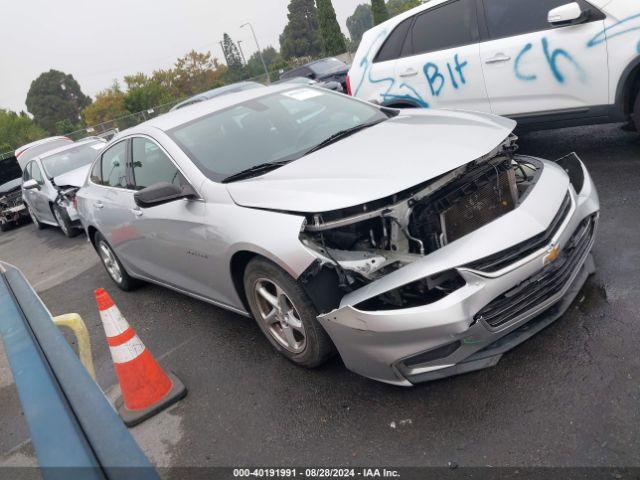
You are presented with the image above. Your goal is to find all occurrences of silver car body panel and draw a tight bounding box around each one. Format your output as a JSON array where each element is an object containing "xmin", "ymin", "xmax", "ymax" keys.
[{"xmin": 75, "ymin": 85, "xmax": 599, "ymax": 385}]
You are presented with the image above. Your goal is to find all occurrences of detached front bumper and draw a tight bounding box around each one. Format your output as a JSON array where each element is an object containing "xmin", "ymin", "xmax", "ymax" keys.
[{"xmin": 318, "ymin": 156, "xmax": 599, "ymax": 386}]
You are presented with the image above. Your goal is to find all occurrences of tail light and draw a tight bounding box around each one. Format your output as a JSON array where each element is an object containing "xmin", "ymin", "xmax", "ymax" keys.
[
  {"xmin": 72, "ymin": 196, "xmax": 78, "ymax": 210},
  {"xmin": 346, "ymin": 75, "xmax": 352, "ymax": 96}
]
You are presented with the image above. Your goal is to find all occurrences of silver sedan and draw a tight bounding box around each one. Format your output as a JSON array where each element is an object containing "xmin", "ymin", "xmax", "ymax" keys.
[
  {"xmin": 76, "ymin": 85, "xmax": 600, "ymax": 386},
  {"xmin": 22, "ymin": 138, "xmax": 106, "ymax": 237}
]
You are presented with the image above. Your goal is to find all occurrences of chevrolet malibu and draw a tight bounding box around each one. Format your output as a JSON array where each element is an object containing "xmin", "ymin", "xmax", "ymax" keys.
[{"xmin": 77, "ymin": 85, "xmax": 599, "ymax": 386}]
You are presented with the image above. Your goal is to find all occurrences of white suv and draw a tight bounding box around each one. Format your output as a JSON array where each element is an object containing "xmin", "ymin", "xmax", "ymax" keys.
[{"xmin": 348, "ymin": 0, "xmax": 640, "ymax": 130}]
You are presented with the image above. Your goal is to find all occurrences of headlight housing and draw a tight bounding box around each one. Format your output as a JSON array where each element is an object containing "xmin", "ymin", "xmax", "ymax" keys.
[{"xmin": 354, "ymin": 269, "xmax": 466, "ymax": 311}]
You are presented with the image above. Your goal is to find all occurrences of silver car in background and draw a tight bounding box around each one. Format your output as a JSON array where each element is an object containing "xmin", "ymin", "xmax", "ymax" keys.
[
  {"xmin": 22, "ymin": 138, "xmax": 106, "ymax": 237},
  {"xmin": 77, "ymin": 85, "xmax": 599, "ymax": 386}
]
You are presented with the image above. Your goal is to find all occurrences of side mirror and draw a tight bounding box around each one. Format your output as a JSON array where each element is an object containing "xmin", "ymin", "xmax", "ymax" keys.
[
  {"xmin": 134, "ymin": 182, "xmax": 196, "ymax": 208},
  {"xmin": 23, "ymin": 179, "xmax": 40, "ymax": 190},
  {"xmin": 548, "ymin": 2, "xmax": 587, "ymax": 26}
]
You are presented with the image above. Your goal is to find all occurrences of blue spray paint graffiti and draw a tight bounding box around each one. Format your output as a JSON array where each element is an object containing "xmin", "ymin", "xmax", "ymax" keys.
[
  {"xmin": 514, "ymin": 43, "xmax": 537, "ymax": 81},
  {"xmin": 353, "ymin": 30, "xmax": 430, "ymax": 108},
  {"xmin": 514, "ymin": 38, "xmax": 586, "ymax": 84},
  {"xmin": 587, "ymin": 12, "xmax": 640, "ymax": 53},
  {"xmin": 424, "ymin": 54, "xmax": 468, "ymax": 96}
]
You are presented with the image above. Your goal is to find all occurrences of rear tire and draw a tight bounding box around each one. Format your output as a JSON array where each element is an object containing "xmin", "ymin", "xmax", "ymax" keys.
[
  {"xmin": 94, "ymin": 232, "xmax": 142, "ymax": 291},
  {"xmin": 53, "ymin": 205, "xmax": 80, "ymax": 238},
  {"xmin": 0, "ymin": 222, "xmax": 9, "ymax": 232},
  {"xmin": 243, "ymin": 258, "xmax": 335, "ymax": 368}
]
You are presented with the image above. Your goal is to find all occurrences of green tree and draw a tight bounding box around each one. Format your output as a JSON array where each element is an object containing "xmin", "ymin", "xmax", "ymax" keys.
[
  {"xmin": 246, "ymin": 47, "xmax": 280, "ymax": 78},
  {"xmin": 221, "ymin": 34, "xmax": 246, "ymax": 82},
  {"xmin": 386, "ymin": 0, "xmax": 422, "ymax": 16},
  {"xmin": 123, "ymin": 74, "xmax": 173, "ymax": 113},
  {"xmin": 25, "ymin": 70, "xmax": 91, "ymax": 134},
  {"xmin": 55, "ymin": 119, "xmax": 79, "ymax": 135},
  {"xmin": 346, "ymin": 4, "xmax": 373, "ymax": 48},
  {"xmin": 0, "ymin": 109, "xmax": 45, "ymax": 152},
  {"xmin": 371, "ymin": 0, "xmax": 389, "ymax": 25},
  {"xmin": 82, "ymin": 82, "xmax": 128, "ymax": 126},
  {"xmin": 316, "ymin": 0, "xmax": 347, "ymax": 56},
  {"xmin": 280, "ymin": 0, "xmax": 322, "ymax": 59}
]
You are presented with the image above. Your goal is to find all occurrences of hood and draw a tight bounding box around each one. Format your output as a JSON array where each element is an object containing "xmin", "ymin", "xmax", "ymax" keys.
[
  {"xmin": 226, "ymin": 109, "xmax": 516, "ymax": 213},
  {"xmin": 0, "ymin": 178, "xmax": 22, "ymax": 195},
  {"xmin": 53, "ymin": 164, "xmax": 91, "ymax": 188}
]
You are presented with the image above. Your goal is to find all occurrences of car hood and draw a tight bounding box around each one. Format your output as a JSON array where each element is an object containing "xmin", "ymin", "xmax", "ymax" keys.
[
  {"xmin": 226, "ymin": 109, "xmax": 516, "ymax": 213},
  {"xmin": 53, "ymin": 164, "xmax": 91, "ymax": 188}
]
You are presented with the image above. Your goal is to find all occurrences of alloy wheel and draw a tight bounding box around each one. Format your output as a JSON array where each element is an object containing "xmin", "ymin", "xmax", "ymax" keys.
[
  {"xmin": 253, "ymin": 278, "xmax": 307, "ymax": 353},
  {"xmin": 53, "ymin": 208, "xmax": 69, "ymax": 235},
  {"xmin": 98, "ymin": 241, "xmax": 123, "ymax": 284}
]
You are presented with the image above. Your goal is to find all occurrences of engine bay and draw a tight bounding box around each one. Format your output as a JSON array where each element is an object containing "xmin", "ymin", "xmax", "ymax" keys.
[{"xmin": 300, "ymin": 137, "xmax": 542, "ymax": 305}]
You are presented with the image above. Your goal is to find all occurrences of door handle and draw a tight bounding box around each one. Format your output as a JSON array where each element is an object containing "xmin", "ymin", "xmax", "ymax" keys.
[
  {"xmin": 485, "ymin": 53, "xmax": 512, "ymax": 64},
  {"xmin": 94, "ymin": 201, "xmax": 104, "ymax": 209},
  {"xmin": 131, "ymin": 208, "xmax": 143, "ymax": 217},
  {"xmin": 399, "ymin": 68, "xmax": 418, "ymax": 77}
]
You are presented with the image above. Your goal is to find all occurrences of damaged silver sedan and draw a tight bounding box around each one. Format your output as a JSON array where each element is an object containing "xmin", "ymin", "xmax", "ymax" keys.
[{"xmin": 76, "ymin": 85, "xmax": 599, "ymax": 386}]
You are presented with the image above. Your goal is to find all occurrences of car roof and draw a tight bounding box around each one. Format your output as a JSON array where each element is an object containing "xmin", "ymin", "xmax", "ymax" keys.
[
  {"xmin": 170, "ymin": 81, "xmax": 265, "ymax": 111},
  {"xmin": 15, "ymin": 136, "xmax": 71, "ymax": 155},
  {"xmin": 115, "ymin": 83, "xmax": 302, "ymax": 136},
  {"xmin": 35, "ymin": 137, "xmax": 106, "ymax": 162}
]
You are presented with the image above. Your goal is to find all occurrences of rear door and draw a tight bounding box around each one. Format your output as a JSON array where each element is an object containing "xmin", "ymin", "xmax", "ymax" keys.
[
  {"xmin": 478, "ymin": 0, "xmax": 608, "ymax": 116},
  {"xmin": 87, "ymin": 140, "xmax": 139, "ymax": 270},
  {"xmin": 393, "ymin": 0, "xmax": 492, "ymax": 111}
]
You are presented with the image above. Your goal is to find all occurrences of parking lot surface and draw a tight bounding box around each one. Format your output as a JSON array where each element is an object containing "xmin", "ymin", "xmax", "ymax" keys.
[{"xmin": 1, "ymin": 124, "xmax": 638, "ymax": 471}]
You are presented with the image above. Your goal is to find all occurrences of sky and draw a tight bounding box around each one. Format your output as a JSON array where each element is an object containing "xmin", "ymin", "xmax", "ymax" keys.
[{"xmin": 0, "ymin": 0, "xmax": 365, "ymax": 113}]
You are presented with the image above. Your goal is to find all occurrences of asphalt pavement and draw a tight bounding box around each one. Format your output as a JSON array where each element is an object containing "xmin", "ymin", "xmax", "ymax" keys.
[{"xmin": 0, "ymin": 123, "xmax": 638, "ymax": 472}]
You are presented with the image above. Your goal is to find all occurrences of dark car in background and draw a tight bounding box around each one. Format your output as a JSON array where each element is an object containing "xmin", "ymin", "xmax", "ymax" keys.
[
  {"xmin": 279, "ymin": 57, "xmax": 349, "ymax": 92},
  {"xmin": 0, "ymin": 156, "xmax": 29, "ymax": 232}
]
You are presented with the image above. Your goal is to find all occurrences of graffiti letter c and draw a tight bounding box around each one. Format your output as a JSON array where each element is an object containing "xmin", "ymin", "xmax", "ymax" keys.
[{"xmin": 514, "ymin": 43, "xmax": 537, "ymax": 81}]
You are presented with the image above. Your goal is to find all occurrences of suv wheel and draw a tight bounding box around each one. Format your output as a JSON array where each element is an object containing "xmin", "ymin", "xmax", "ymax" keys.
[
  {"xmin": 244, "ymin": 258, "xmax": 334, "ymax": 368},
  {"xmin": 94, "ymin": 232, "xmax": 142, "ymax": 291},
  {"xmin": 53, "ymin": 205, "xmax": 79, "ymax": 238}
]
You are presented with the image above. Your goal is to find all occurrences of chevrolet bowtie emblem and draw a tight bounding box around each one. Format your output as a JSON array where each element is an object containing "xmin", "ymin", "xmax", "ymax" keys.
[{"xmin": 544, "ymin": 244, "xmax": 561, "ymax": 265}]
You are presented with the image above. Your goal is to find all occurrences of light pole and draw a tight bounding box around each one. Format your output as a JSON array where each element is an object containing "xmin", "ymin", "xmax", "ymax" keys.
[
  {"xmin": 237, "ymin": 40, "xmax": 247, "ymax": 66},
  {"xmin": 241, "ymin": 22, "xmax": 270, "ymax": 84}
]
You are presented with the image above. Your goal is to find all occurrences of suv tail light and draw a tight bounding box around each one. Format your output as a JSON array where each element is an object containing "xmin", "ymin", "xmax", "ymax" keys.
[{"xmin": 346, "ymin": 75, "xmax": 352, "ymax": 96}]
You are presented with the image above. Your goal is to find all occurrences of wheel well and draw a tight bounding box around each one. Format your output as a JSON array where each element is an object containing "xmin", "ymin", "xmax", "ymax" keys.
[
  {"xmin": 230, "ymin": 251, "xmax": 258, "ymax": 312},
  {"xmin": 620, "ymin": 63, "xmax": 640, "ymax": 117},
  {"xmin": 386, "ymin": 102, "xmax": 420, "ymax": 109},
  {"xmin": 87, "ymin": 226, "xmax": 99, "ymax": 248}
]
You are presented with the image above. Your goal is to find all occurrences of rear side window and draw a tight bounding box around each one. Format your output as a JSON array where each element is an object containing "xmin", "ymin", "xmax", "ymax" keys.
[
  {"xmin": 100, "ymin": 141, "xmax": 129, "ymax": 188},
  {"xmin": 90, "ymin": 158, "xmax": 102, "ymax": 184},
  {"xmin": 409, "ymin": 0, "xmax": 477, "ymax": 56},
  {"xmin": 374, "ymin": 18, "xmax": 413, "ymax": 63},
  {"xmin": 131, "ymin": 138, "xmax": 181, "ymax": 190},
  {"xmin": 483, "ymin": 0, "xmax": 596, "ymax": 40}
]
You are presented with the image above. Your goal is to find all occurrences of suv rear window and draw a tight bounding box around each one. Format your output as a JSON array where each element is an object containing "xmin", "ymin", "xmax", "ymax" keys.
[{"xmin": 374, "ymin": 17, "xmax": 413, "ymax": 63}]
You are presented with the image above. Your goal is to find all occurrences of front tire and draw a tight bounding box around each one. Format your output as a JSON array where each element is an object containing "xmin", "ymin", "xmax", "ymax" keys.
[
  {"xmin": 53, "ymin": 205, "xmax": 80, "ymax": 238},
  {"xmin": 244, "ymin": 258, "xmax": 334, "ymax": 368},
  {"xmin": 94, "ymin": 232, "xmax": 142, "ymax": 291}
]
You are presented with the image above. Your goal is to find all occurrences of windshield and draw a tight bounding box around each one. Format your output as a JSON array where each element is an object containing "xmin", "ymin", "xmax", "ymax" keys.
[
  {"xmin": 169, "ymin": 88, "xmax": 387, "ymax": 182},
  {"xmin": 309, "ymin": 58, "xmax": 346, "ymax": 76},
  {"xmin": 42, "ymin": 141, "xmax": 106, "ymax": 178}
]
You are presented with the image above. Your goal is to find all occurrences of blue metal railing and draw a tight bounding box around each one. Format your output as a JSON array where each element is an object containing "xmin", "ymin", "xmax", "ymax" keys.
[{"xmin": 0, "ymin": 261, "xmax": 159, "ymax": 480}]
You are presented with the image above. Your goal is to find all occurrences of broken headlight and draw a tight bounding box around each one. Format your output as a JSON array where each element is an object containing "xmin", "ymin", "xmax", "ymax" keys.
[{"xmin": 354, "ymin": 269, "xmax": 466, "ymax": 311}]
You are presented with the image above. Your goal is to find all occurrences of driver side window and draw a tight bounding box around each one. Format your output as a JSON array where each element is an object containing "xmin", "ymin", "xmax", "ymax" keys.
[
  {"xmin": 101, "ymin": 141, "xmax": 129, "ymax": 188},
  {"xmin": 131, "ymin": 138, "xmax": 182, "ymax": 190},
  {"xmin": 30, "ymin": 162, "xmax": 44, "ymax": 184}
]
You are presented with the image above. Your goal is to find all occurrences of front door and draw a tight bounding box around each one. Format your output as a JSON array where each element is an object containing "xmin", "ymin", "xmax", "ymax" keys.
[
  {"xmin": 479, "ymin": 0, "xmax": 608, "ymax": 116},
  {"xmin": 126, "ymin": 136, "xmax": 213, "ymax": 299}
]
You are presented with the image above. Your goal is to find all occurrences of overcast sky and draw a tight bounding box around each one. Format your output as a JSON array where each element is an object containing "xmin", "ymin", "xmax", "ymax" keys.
[{"xmin": 0, "ymin": 0, "xmax": 365, "ymax": 113}]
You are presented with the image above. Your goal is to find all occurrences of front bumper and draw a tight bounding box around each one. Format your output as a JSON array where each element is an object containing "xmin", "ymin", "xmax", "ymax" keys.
[{"xmin": 318, "ymin": 157, "xmax": 599, "ymax": 386}]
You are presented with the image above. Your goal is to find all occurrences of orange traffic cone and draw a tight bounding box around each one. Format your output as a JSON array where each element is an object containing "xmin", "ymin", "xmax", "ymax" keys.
[{"xmin": 95, "ymin": 288, "xmax": 187, "ymax": 427}]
